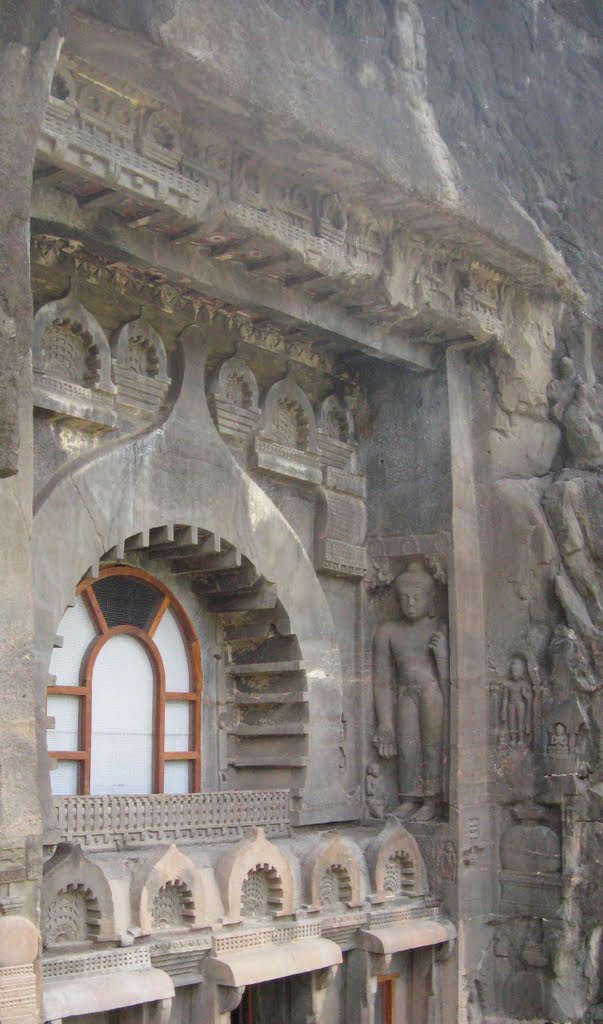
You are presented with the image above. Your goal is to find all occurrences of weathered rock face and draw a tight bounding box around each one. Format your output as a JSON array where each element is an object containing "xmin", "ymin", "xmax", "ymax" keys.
[{"xmin": 0, "ymin": 2, "xmax": 600, "ymax": 1024}]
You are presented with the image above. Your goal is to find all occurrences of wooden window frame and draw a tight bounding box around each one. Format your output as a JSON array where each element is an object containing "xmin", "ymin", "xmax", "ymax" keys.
[
  {"xmin": 376, "ymin": 974, "xmax": 398, "ymax": 1024},
  {"xmin": 48, "ymin": 565, "xmax": 202, "ymax": 795}
]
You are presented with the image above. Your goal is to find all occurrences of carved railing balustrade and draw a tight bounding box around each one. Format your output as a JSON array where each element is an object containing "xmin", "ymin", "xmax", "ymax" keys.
[{"xmin": 53, "ymin": 790, "xmax": 291, "ymax": 850}]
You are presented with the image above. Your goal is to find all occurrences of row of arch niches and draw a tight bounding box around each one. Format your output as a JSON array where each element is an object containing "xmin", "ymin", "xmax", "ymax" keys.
[
  {"xmin": 41, "ymin": 826, "xmax": 429, "ymax": 949},
  {"xmin": 207, "ymin": 352, "xmax": 358, "ymax": 480},
  {"xmin": 47, "ymin": 554, "xmax": 308, "ymax": 797},
  {"xmin": 33, "ymin": 291, "xmax": 171, "ymax": 430}
]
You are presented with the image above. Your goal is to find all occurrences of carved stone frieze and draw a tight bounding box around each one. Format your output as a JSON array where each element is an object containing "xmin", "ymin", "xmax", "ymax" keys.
[{"xmin": 34, "ymin": 53, "xmax": 530, "ymax": 355}]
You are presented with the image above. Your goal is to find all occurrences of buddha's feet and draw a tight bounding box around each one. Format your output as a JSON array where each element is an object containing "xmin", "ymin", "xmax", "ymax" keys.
[
  {"xmin": 392, "ymin": 800, "xmax": 419, "ymax": 819},
  {"xmin": 410, "ymin": 799, "xmax": 438, "ymax": 822}
]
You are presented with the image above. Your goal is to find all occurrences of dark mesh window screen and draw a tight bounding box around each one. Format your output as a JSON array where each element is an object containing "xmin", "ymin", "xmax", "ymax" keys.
[{"xmin": 92, "ymin": 575, "xmax": 161, "ymax": 630}]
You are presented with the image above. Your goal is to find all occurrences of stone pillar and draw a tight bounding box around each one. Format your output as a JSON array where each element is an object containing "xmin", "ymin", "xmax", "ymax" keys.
[
  {"xmin": 0, "ymin": 9, "xmax": 66, "ymax": 1023},
  {"xmin": 198, "ymin": 981, "xmax": 244, "ymax": 1024},
  {"xmin": 446, "ymin": 347, "xmax": 495, "ymax": 1023},
  {"xmin": 291, "ymin": 965, "xmax": 339, "ymax": 1023}
]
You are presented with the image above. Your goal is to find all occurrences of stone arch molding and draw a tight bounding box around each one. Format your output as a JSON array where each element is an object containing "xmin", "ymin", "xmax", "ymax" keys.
[
  {"xmin": 112, "ymin": 316, "xmax": 170, "ymax": 382},
  {"xmin": 33, "ymin": 289, "xmax": 115, "ymax": 394},
  {"xmin": 34, "ymin": 325, "xmax": 356, "ymax": 826},
  {"xmin": 258, "ymin": 370, "xmax": 319, "ymax": 453},
  {"xmin": 42, "ymin": 843, "xmax": 115, "ymax": 945},
  {"xmin": 131, "ymin": 845, "xmax": 205, "ymax": 934},
  {"xmin": 303, "ymin": 834, "xmax": 364, "ymax": 910},
  {"xmin": 366, "ymin": 825, "xmax": 429, "ymax": 902},
  {"xmin": 215, "ymin": 827, "xmax": 295, "ymax": 921}
]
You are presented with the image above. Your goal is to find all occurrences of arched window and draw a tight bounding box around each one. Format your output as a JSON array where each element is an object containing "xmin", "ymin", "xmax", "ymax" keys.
[{"xmin": 47, "ymin": 566, "xmax": 201, "ymax": 796}]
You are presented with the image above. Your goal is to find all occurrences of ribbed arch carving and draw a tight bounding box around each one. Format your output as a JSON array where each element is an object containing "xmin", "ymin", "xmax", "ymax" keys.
[
  {"xmin": 132, "ymin": 844, "xmax": 204, "ymax": 934},
  {"xmin": 366, "ymin": 825, "xmax": 429, "ymax": 901},
  {"xmin": 304, "ymin": 834, "xmax": 364, "ymax": 910},
  {"xmin": 215, "ymin": 827, "xmax": 295, "ymax": 921},
  {"xmin": 33, "ymin": 290, "xmax": 114, "ymax": 394},
  {"xmin": 42, "ymin": 843, "xmax": 115, "ymax": 945},
  {"xmin": 112, "ymin": 317, "xmax": 169, "ymax": 382},
  {"xmin": 258, "ymin": 372, "xmax": 318, "ymax": 453}
]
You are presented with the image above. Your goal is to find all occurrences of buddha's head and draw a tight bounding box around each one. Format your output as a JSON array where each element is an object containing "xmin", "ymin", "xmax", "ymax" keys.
[{"xmin": 394, "ymin": 561, "xmax": 436, "ymax": 622}]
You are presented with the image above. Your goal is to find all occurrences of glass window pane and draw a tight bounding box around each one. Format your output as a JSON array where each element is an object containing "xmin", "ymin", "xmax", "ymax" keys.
[
  {"xmin": 90, "ymin": 634, "xmax": 154, "ymax": 795},
  {"xmin": 51, "ymin": 760, "xmax": 78, "ymax": 796},
  {"xmin": 49, "ymin": 595, "xmax": 97, "ymax": 685},
  {"xmin": 47, "ymin": 694, "xmax": 80, "ymax": 752},
  {"xmin": 164, "ymin": 701, "xmax": 190, "ymax": 752},
  {"xmin": 154, "ymin": 607, "xmax": 191, "ymax": 691},
  {"xmin": 163, "ymin": 760, "xmax": 190, "ymax": 794}
]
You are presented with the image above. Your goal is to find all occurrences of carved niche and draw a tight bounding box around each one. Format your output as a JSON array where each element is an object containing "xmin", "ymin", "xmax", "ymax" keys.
[
  {"xmin": 140, "ymin": 108, "xmax": 182, "ymax": 169},
  {"xmin": 319, "ymin": 195, "xmax": 348, "ymax": 245},
  {"xmin": 366, "ymin": 825, "xmax": 429, "ymax": 904},
  {"xmin": 303, "ymin": 835, "xmax": 364, "ymax": 911},
  {"xmin": 33, "ymin": 291, "xmax": 116, "ymax": 430},
  {"xmin": 131, "ymin": 845, "xmax": 203, "ymax": 934},
  {"xmin": 315, "ymin": 394, "xmax": 367, "ymax": 577},
  {"xmin": 214, "ymin": 827, "xmax": 295, "ymax": 921},
  {"xmin": 111, "ymin": 317, "xmax": 170, "ymax": 419},
  {"xmin": 372, "ymin": 557, "xmax": 449, "ymax": 821},
  {"xmin": 254, "ymin": 371, "xmax": 322, "ymax": 485},
  {"xmin": 48, "ymin": 67, "xmax": 77, "ymax": 122},
  {"xmin": 208, "ymin": 352, "xmax": 261, "ymax": 446},
  {"xmin": 151, "ymin": 880, "xmax": 195, "ymax": 930},
  {"xmin": 42, "ymin": 844, "xmax": 115, "ymax": 947}
]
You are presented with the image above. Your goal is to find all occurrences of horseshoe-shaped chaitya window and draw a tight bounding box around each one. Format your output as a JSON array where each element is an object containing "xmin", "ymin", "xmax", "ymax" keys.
[{"xmin": 47, "ymin": 566, "xmax": 201, "ymax": 795}]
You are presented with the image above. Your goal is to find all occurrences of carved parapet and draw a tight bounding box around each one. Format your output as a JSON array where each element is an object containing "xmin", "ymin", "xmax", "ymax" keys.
[{"xmin": 52, "ymin": 790, "xmax": 291, "ymax": 850}]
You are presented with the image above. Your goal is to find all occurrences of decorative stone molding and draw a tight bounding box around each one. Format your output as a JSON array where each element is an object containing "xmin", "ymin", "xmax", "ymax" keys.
[
  {"xmin": 131, "ymin": 845, "xmax": 205, "ymax": 934},
  {"xmin": 365, "ymin": 826, "xmax": 429, "ymax": 903},
  {"xmin": 212, "ymin": 919, "xmax": 321, "ymax": 955},
  {"xmin": 208, "ymin": 353, "xmax": 261, "ymax": 446},
  {"xmin": 255, "ymin": 372, "xmax": 321, "ymax": 485},
  {"xmin": 0, "ymin": 916, "xmax": 40, "ymax": 1024},
  {"xmin": 32, "ymin": 291, "xmax": 116, "ymax": 430},
  {"xmin": 214, "ymin": 827, "xmax": 295, "ymax": 921},
  {"xmin": 42, "ymin": 844, "xmax": 115, "ymax": 946},
  {"xmin": 315, "ymin": 478, "xmax": 367, "ymax": 578},
  {"xmin": 303, "ymin": 835, "xmax": 364, "ymax": 911},
  {"xmin": 52, "ymin": 790, "xmax": 291, "ymax": 849},
  {"xmin": 111, "ymin": 317, "xmax": 170, "ymax": 418},
  {"xmin": 43, "ymin": 944, "xmax": 154, "ymax": 980}
]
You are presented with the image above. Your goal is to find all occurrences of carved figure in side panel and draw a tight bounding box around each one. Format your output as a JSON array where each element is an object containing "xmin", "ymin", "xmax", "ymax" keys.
[
  {"xmin": 501, "ymin": 654, "xmax": 533, "ymax": 747},
  {"xmin": 372, "ymin": 559, "xmax": 448, "ymax": 821}
]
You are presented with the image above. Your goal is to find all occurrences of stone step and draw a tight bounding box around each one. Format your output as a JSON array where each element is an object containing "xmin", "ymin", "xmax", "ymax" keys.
[
  {"xmin": 226, "ymin": 660, "xmax": 304, "ymax": 676},
  {"xmin": 227, "ymin": 724, "xmax": 309, "ymax": 736},
  {"xmin": 233, "ymin": 690, "xmax": 308, "ymax": 705}
]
